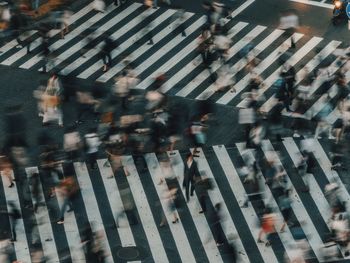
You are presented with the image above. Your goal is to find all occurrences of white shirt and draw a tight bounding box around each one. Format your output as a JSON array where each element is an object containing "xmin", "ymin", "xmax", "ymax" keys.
[
  {"xmin": 279, "ymin": 14, "xmax": 299, "ymax": 30},
  {"xmin": 64, "ymin": 132, "xmax": 81, "ymax": 152},
  {"xmin": 85, "ymin": 133, "xmax": 101, "ymax": 153}
]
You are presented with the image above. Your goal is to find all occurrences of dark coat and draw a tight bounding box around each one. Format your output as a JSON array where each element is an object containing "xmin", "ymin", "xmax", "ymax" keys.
[{"xmin": 183, "ymin": 159, "xmax": 200, "ymax": 200}]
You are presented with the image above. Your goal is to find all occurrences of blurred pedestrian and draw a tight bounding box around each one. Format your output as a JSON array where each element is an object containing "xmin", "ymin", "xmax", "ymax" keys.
[
  {"xmin": 104, "ymin": 125, "xmax": 129, "ymax": 178},
  {"xmin": 210, "ymin": 203, "xmax": 225, "ymax": 246},
  {"xmin": 116, "ymin": 184, "xmax": 138, "ymax": 227},
  {"xmin": 7, "ymin": 201, "xmax": 21, "ymax": 242},
  {"xmin": 159, "ymin": 188, "xmax": 179, "ymax": 227},
  {"xmin": 189, "ymin": 115, "xmax": 208, "ymax": 154},
  {"xmin": 63, "ymin": 126, "xmax": 82, "ymax": 163},
  {"xmin": 0, "ymin": 155, "xmax": 14, "ymax": 188},
  {"xmin": 279, "ymin": 190, "xmax": 292, "ymax": 233},
  {"xmin": 279, "ymin": 10, "xmax": 299, "ymax": 49},
  {"xmin": 84, "ymin": 128, "xmax": 101, "ymax": 170},
  {"xmin": 60, "ymin": 9, "xmax": 72, "ymax": 39},
  {"xmin": 100, "ymin": 34, "xmax": 116, "ymax": 72},
  {"xmin": 93, "ymin": 0, "xmax": 106, "ymax": 13},
  {"xmin": 172, "ymin": 6, "xmax": 186, "ymax": 37},
  {"xmin": 57, "ymin": 176, "xmax": 78, "ymax": 224},
  {"xmin": 75, "ymin": 89, "xmax": 99, "ymax": 124},
  {"xmin": 30, "ymin": 172, "xmax": 42, "ymax": 213},
  {"xmin": 196, "ymin": 172, "xmax": 213, "ymax": 213},
  {"xmin": 257, "ymin": 207, "xmax": 276, "ymax": 246}
]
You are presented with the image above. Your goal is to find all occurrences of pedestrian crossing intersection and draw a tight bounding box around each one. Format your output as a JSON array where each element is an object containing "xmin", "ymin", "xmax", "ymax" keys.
[
  {"xmin": 1, "ymin": 138, "xmax": 350, "ymax": 262},
  {"xmin": 0, "ymin": 2, "xmax": 347, "ymax": 125}
]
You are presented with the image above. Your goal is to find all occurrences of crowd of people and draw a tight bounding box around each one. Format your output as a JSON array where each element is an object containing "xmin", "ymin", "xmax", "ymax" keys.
[{"xmin": 0, "ymin": 0, "xmax": 349, "ymax": 262}]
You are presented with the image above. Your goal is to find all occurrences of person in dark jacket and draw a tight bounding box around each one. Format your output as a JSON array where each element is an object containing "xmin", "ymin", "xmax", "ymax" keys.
[
  {"xmin": 100, "ymin": 35, "xmax": 116, "ymax": 72},
  {"xmin": 183, "ymin": 153, "xmax": 200, "ymax": 202},
  {"xmin": 7, "ymin": 201, "xmax": 21, "ymax": 242}
]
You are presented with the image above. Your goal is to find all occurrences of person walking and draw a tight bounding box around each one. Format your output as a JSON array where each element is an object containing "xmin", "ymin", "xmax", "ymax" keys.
[
  {"xmin": 159, "ymin": 188, "xmax": 179, "ymax": 227},
  {"xmin": 7, "ymin": 201, "xmax": 21, "ymax": 242},
  {"xmin": 57, "ymin": 176, "xmax": 78, "ymax": 224},
  {"xmin": 84, "ymin": 128, "xmax": 101, "ymax": 170},
  {"xmin": 196, "ymin": 172, "xmax": 213, "ymax": 214},
  {"xmin": 0, "ymin": 155, "xmax": 14, "ymax": 188},
  {"xmin": 100, "ymin": 34, "xmax": 116, "ymax": 72},
  {"xmin": 60, "ymin": 9, "xmax": 72, "ymax": 39},
  {"xmin": 183, "ymin": 153, "xmax": 200, "ymax": 202},
  {"xmin": 257, "ymin": 207, "xmax": 277, "ymax": 246},
  {"xmin": 63, "ymin": 126, "xmax": 83, "ymax": 163},
  {"xmin": 210, "ymin": 203, "xmax": 225, "ymax": 246},
  {"xmin": 279, "ymin": 10, "xmax": 299, "ymax": 49},
  {"xmin": 279, "ymin": 190, "xmax": 292, "ymax": 233}
]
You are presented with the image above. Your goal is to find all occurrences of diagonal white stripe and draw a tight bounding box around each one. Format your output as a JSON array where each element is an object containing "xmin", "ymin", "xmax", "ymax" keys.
[
  {"xmin": 174, "ymin": 21, "xmax": 250, "ymax": 97},
  {"xmin": 260, "ymin": 140, "xmax": 325, "ymax": 262},
  {"xmin": 262, "ymin": 40, "xmax": 341, "ymax": 113},
  {"xmin": 283, "ymin": 137, "xmax": 347, "ymax": 258},
  {"xmin": 217, "ymin": 33, "xmax": 304, "ymax": 105},
  {"xmin": 0, "ymin": 3, "xmax": 92, "ymax": 57},
  {"xmin": 167, "ymin": 151, "xmax": 224, "ymax": 263},
  {"xmin": 94, "ymin": 10, "xmax": 193, "ymax": 82},
  {"xmin": 195, "ymin": 29, "xmax": 285, "ymax": 100},
  {"xmin": 245, "ymin": 36, "xmax": 323, "ymax": 111},
  {"xmin": 236, "ymin": 143, "xmax": 299, "ymax": 261},
  {"xmin": 145, "ymin": 153, "xmax": 197, "ymax": 263},
  {"xmin": 193, "ymin": 147, "xmax": 250, "ymax": 262},
  {"xmin": 213, "ymin": 145, "xmax": 279, "ymax": 263},
  {"xmin": 96, "ymin": 159, "xmax": 137, "ymax": 248},
  {"xmin": 122, "ymin": 156, "xmax": 170, "ymax": 263},
  {"xmin": 135, "ymin": 16, "xmax": 207, "ymax": 89}
]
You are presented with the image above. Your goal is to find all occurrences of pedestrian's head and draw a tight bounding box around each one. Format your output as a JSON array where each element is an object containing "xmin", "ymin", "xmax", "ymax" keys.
[{"xmin": 215, "ymin": 203, "xmax": 221, "ymax": 211}]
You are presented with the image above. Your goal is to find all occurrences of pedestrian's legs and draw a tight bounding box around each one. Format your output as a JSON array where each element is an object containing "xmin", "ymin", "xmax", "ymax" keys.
[
  {"xmin": 190, "ymin": 180, "xmax": 195, "ymax": 196},
  {"xmin": 199, "ymin": 194, "xmax": 206, "ymax": 212},
  {"xmin": 125, "ymin": 209, "xmax": 138, "ymax": 225},
  {"xmin": 10, "ymin": 219, "xmax": 17, "ymax": 241},
  {"xmin": 58, "ymin": 196, "xmax": 70, "ymax": 221},
  {"xmin": 107, "ymin": 52, "xmax": 112, "ymax": 67},
  {"xmin": 291, "ymin": 35, "xmax": 295, "ymax": 48},
  {"xmin": 88, "ymin": 152, "xmax": 97, "ymax": 169},
  {"xmin": 147, "ymin": 31, "xmax": 154, "ymax": 45}
]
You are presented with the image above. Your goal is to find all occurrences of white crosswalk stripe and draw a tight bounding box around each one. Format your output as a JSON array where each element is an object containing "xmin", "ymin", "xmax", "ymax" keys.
[
  {"xmin": 0, "ymin": 2, "xmax": 345, "ymax": 122},
  {"xmin": 0, "ymin": 138, "xmax": 349, "ymax": 262},
  {"xmin": 24, "ymin": 167, "xmax": 60, "ymax": 262},
  {"xmin": 0, "ymin": 170, "xmax": 31, "ymax": 263}
]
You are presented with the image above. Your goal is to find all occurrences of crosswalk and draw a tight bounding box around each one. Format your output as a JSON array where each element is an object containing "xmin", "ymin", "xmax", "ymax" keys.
[
  {"xmin": 1, "ymin": 138, "xmax": 350, "ymax": 262},
  {"xmin": 0, "ymin": 3, "xmax": 346, "ymax": 121}
]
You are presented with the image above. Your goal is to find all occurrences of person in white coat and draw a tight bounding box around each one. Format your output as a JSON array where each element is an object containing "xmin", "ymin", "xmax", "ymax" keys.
[{"xmin": 93, "ymin": 0, "xmax": 106, "ymax": 13}]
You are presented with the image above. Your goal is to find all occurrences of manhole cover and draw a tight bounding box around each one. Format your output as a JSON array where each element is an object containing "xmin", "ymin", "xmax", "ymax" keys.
[{"xmin": 117, "ymin": 247, "xmax": 140, "ymax": 260}]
